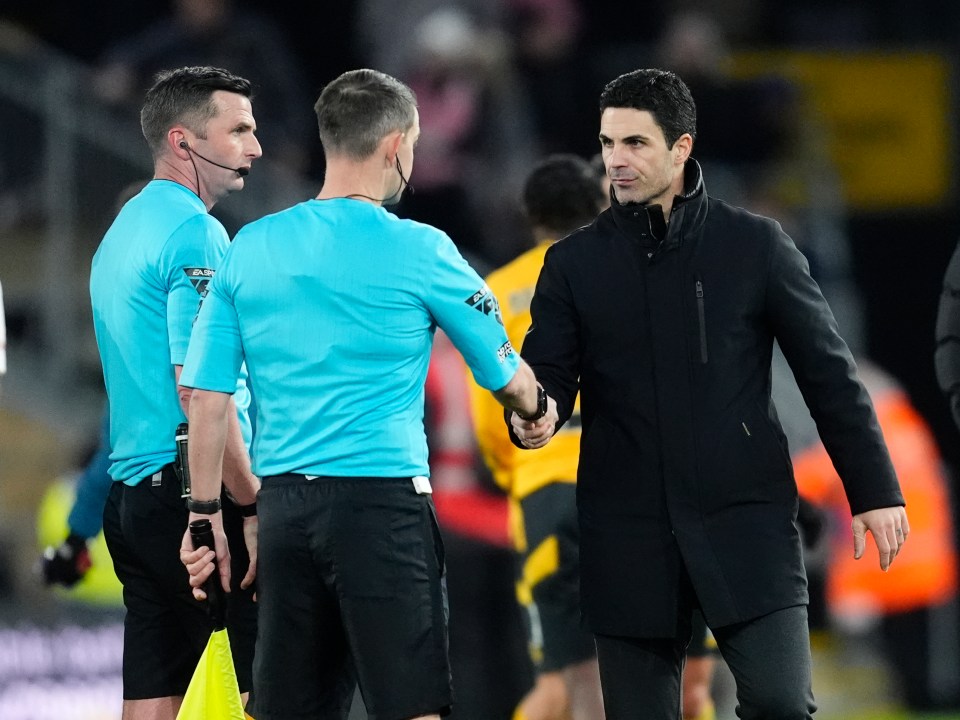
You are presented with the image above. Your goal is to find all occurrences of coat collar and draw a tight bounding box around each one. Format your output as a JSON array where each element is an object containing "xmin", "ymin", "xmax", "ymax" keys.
[{"xmin": 609, "ymin": 159, "xmax": 707, "ymax": 251}]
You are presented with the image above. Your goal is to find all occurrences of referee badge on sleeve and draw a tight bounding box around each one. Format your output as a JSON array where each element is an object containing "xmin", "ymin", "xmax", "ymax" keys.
[
  {"xmin": 183, "ymin": 267, "xmax": 215, "ymax": 296},
  {"xmin": 464, "ymin": 285, "xmax": 504, "ymax": 326}
]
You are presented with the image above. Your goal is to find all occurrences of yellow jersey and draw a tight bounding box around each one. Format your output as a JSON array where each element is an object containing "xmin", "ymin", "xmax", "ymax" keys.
[{"xmin": 467, "ymin": 241, "xmax": 581, "ymax": 502}]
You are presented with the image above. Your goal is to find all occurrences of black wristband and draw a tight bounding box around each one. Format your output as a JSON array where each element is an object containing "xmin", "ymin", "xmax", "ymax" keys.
[
  {"xmin": 237, "ymin": 501, "xmax": 257, "ymax": 518},
  {"xmin": 518, "ymin": 384, "xmax": 548, "ymax": 422},
  {"xmin": 65, "ymin": 532, "xmax": 89, "ymax": 552},
  {"xmin": 186, "ymin": 497, "xmax": 222, "ymax": 514}
]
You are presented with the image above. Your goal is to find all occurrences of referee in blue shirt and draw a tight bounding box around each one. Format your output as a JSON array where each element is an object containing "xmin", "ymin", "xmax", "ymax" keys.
[
  {"xmin": 89, "ymin": 66, "xmax": 262, "ymax": 719},
  {"xmin": 179, "ymin": 69, "xmax": 556, "ymax": 720}
]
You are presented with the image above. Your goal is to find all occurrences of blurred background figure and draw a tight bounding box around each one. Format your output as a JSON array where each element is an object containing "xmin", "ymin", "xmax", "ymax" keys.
[
  {"xmin": 502, "ymin": 0, "xmax": 592, "ymax": 158},
  {"xmin": 0, "ymin": 276, "xmax": 6, "ymax": 396},
  {"xmin": 653, "ymin": 10, "xmax": 801, "ymax": 208},
  {"xmin": 775, "ymin": 350, "xmax": 960, "ymax": 712},
  {"xmin": 91, "ymin": 0, "xmax": 312, "ymax": 178},
  {"xmin": 38, "ymin": 403, "xmax": 120, "ymax": 607},
  {"xmin": 469, "ymin": 153, "xmax": 607, "ymax": 720},
  {"xmin": 84, "ymin": 0, "xmax": 314, "ymax": 237},
  {"xmin": 935, "ymin": 240, "xmax": 960, "ymax": 433},
  {"xmin": 388, "ymin": 6, "xmax": 536, "ymax": 271}
]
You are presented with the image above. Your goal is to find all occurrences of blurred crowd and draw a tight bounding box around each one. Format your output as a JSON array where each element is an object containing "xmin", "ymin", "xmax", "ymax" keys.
[{"xmin": 3, "ymin": 0, "xmax": 960, "ymax": 718}]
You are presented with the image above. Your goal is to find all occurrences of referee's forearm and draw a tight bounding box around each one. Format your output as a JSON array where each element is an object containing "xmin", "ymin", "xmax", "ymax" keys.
[
  {"xmin": 186, "ymin": 389, "xmax": 230, "ymax": 501},
  {"xmin": 222, "ymin": 399, "xmax": 259, "ymax": 506},
  {"xmin": 493, "ymin": 361, "xmax": 540, "ymax": 418}
]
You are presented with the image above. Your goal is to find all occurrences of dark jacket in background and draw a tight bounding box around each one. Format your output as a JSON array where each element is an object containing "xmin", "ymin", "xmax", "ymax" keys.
[
  {"xmin": 515, "ymin": 160, "xmax": 903, "ymax": 638},
  {"xmin": 935, "ymin": 241, "xmax": 960, "ymax": 431}
]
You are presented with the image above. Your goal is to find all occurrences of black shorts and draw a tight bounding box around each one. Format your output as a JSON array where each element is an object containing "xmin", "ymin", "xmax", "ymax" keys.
[
  {"xmin": 102, "ymin": 464, "xmax": 257, "ymax": 700},
  {"xmin": 252, "ymin": 474, "xmax": 452, "ymax": 720},
  {"xmin": 517, "ymin": 482, "xmax": 597, "ymax": 672}
]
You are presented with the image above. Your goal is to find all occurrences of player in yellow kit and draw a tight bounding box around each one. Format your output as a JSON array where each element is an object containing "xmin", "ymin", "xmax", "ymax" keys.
[{"xmin": 469, "ymin": 155, "xmax": 606, "ymax": 720}]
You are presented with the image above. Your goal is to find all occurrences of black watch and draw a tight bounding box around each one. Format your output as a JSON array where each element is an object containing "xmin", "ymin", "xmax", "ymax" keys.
[
  {"xmin": 186, "ymin": 497, "xmax": 222, "ymax": 515},
  {"xmin": 518, "ymin": 385, "xmax": 548, "ymax": 422}
]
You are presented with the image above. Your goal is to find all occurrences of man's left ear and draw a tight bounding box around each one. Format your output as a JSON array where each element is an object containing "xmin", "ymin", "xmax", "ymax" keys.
[{"xmin": 674, "ymin": 133, "xmax": 693, "ymax": 164}]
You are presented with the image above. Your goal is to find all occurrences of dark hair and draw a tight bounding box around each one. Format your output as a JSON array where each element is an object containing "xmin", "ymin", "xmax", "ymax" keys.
[
  {"xmin": 140, "ymin": 66, "xmax": 252, "ymax": 156},
  {"xmin": 314, "ymin": 69, "xmax": 417, "ymax": 160},
  {"xmin": 523, "ymin": 154, "xmax": 607, "ymax": 237},
  {"xmin": 599, "ymin": 68, "xmax": 697, "ymax": 148}
]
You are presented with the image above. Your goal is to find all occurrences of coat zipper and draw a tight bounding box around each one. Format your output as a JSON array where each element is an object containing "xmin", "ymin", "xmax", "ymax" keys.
[{"xmin": 695, "ymin": 278, "xmax": 708, "ymax": 363}]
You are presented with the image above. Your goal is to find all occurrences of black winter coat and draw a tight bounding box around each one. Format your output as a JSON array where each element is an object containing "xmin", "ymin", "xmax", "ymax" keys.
[{"xmin": 517, "ymin": 161, "xmax": 903, "ymax": 637}]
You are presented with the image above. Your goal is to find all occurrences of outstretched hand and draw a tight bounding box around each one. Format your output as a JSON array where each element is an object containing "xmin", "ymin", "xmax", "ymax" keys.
[{"xmin": 852, "ymin": 505, "xmax": 909, "ymax": 572}]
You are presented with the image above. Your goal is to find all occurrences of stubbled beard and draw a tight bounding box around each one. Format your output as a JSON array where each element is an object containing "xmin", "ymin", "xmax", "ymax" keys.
[{"xmin": 614, "ymin": 178, "xmax": 671, "ymax": 206}]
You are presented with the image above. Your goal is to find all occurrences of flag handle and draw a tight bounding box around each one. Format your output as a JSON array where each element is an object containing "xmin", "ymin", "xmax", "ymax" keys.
[{"xmin": 189, "ymin": 518, "xmax": 227, "ymax": 630}]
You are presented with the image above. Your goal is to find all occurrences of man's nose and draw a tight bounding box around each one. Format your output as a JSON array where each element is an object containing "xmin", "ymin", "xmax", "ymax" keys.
[{"xmin": 607, "ymin": 143, "xmax": 627, "ymax": 166}]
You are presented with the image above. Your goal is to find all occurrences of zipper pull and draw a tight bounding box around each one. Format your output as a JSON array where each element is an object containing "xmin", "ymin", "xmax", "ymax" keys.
[{"xmin": 695, "ymin": 280, "xmax": 703, "ymax": 298}]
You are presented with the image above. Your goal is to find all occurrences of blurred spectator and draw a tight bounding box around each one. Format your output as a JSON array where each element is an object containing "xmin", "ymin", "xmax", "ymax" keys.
[
  {"xmin": 353, "ymin": 0, "xmax": 502, "ymax": 80},
  {"xmin": 775, "ymin": 350, "xmax": 960, "ymax": 710},
  {"xmin": 656, "ymin": 11, "xmax": 866, "ymax": 356},
  {"xmin": 90, "ymin": 0, "xmax": 313, "ymax": 176},
  {"xmin": 654, "ymin": 10, "xmax": 800, "ymax": 206},
  {"xmin": 503, "ymin": 0, "xmax": 594, "ymax": 158},
  {"xmin": 388, "ymin": 7, "xmax": 536, "ymax": 270},
  {"xmin": 36, "ymin": 403, "xmax": 125, "ymax": 608},
  {"xmin": 39, "ymin": 404, "xmax": 112, "ymax": 591},
  {"xmin": 0, "ymin": 277, "xmax": 6, "ymax": 395}
]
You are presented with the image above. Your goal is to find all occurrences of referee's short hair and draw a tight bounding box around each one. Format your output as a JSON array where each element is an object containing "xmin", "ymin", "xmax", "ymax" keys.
[
  {"xmin": 314, "ymin": 69, "xmax": 418, "ymax": 161},
  {"xmin": 141, "ymin": 66, "xmax": 252, "ymax": 157}
]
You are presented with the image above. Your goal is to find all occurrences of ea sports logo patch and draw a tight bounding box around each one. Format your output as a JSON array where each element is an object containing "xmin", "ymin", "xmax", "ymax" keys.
[
  {"xmin": 183, "ymin": 267, "xmax": 215, "ymax": 296},
  {"xmin": 464, "ymin": 285, "xmax": 504, "ymax": 326}
]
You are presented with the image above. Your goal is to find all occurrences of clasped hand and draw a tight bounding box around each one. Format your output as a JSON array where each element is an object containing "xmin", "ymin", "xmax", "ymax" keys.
[{"xmin": 511, "ymin": 396, "xmax": 559, "ymax": 449}]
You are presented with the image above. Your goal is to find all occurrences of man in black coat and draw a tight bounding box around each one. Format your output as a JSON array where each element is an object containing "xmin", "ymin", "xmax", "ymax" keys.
[{"xmin": 509, "ymin": 68, "xmax": 909, "ymax": 719}]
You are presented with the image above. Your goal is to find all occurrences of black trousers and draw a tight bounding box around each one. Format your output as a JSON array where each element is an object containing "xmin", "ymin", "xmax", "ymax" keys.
[{"xmin": 595, "ymin": 605, "xmax": 817, "ymax": 719}]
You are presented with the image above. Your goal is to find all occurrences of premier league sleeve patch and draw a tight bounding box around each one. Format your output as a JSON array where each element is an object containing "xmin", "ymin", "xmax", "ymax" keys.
[
  {"xmin": 183, "ymin": 267, "xmax": 215, "ymax": 296},
  {"xmin": 464, "ymin": 285, "xmax": 504, "ymax": 326}
]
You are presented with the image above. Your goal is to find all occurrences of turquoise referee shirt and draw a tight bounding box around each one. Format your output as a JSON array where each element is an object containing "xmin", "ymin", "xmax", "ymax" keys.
[
  {"xmin": 181, "ymin": 198, "xmax": 519, "ymax": 479},
  {"xmin": 91, "ymin": 180, "xmax": 252, "ymax": 484}
]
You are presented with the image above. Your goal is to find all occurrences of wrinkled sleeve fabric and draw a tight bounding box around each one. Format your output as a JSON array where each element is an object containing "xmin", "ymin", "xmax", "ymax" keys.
[
  {"xmin": 764, "ymin": 224, "xmax": 902, "ymax": 515},
  {"xmin": 159, "ymin": 214, "xmax": 227, "ymax": 366},
  {"xmin": 424, "ymin": 233, "xmax": 520, "ymax": 392},
  {"xmin": 179, "ymin": 246, "xmax": 243, "ymax": 394}
]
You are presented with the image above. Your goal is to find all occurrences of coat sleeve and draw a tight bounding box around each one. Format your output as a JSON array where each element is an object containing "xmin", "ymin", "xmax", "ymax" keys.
[
  {"xmin": 505, "ymin": 245, "xmax": 581, "ymax": 447},
  {"xmin": 764, "ymin": 225, "xmax": 903, "ymax": 515},
  {"xmin": 934, "ymin": 240, "xmax": 960, "ymax": 431}
]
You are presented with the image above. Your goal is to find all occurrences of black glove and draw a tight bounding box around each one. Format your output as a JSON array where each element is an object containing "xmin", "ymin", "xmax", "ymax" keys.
[{"xmin": 40, "ymin": 532, "xmax": 92, "ymax": 587}]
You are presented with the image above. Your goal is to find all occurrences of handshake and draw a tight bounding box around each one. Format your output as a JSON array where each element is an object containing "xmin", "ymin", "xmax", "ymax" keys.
[{"xmin": 40, "ymin": 533, "xmax": 92, "ymax": 588}]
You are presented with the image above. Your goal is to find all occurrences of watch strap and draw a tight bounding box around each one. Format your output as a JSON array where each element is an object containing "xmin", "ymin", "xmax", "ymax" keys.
[
  {"xmin": 518, "ymin": 384, "xmax": 548, "ymax": 422},
  {"xmin": 185, "ymin": 497, "xmax": 222, "ymax": 515}
]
